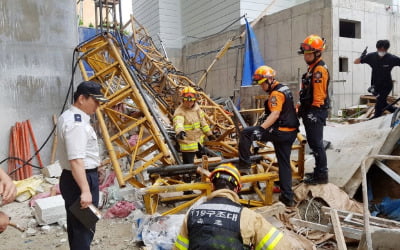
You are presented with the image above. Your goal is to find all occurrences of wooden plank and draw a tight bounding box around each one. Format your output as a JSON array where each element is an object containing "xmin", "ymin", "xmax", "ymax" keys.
[
  {"xmin": 289, "ymin": 218, "xmax": 362, "ymax": 240},
  {"xmin": 375, "ymin": 160, "xmax": 400, "ymax": 185},
  {"xmin": 330, "ymin": 209, "xmax": 347, "ymax": 250},
  {"xmin": 321, "ymin": 207, "xmax": 400, "ymax": 229}
]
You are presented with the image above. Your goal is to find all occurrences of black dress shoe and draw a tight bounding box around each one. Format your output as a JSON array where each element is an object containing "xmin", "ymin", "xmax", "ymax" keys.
[
  {"xmin": 279, "ymin": 194, "xmax": 295, "ymax": 207},
  {"xmin": 303, "ymin": 175, "xmax": 328, "ymax": 185}
]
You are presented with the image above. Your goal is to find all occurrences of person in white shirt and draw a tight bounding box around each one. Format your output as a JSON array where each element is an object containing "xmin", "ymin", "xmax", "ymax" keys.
[{"xmin": 57, "ymin": 81, "xmax": 108, "ymax": 250}]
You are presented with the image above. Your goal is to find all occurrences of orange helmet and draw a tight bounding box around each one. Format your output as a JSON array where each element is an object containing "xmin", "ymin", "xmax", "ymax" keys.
[
  {"xmin": 299, "ymin": 35, "xmax": 326, "ymax": 54},
  {"xmin": 209, "ymin": 163, "xmax": 242, "ymax": 191},
  {"xmin": 180, "ymin": 86, "xmax": 197, "ymax": 101},
  {"xmin": 252, "ymin": 66, "xmax": 276, "ymax": 85}
]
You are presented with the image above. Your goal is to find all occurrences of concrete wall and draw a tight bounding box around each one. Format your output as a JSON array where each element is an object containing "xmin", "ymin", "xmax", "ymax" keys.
[
  {"xmin": 181, "ymin": 0, "xmax": 241, "ymax": 43},
  {"xmin": 183, "ymin": 29, "xmax": 244, "ymax": 98},
  {"xmin": 331, "ymin": 0, "xmax": 400, "ymax": 113},
  {"xmin": 240, "ymin": 0, "xmax": 310, "ymax": 23},
  {"xmin": 0, "ymin": 0, "xmax": 78, "ymax": 172},
  {"xmin": 182, "ymin": 0, "xmax": 333, "ymax": 100}
]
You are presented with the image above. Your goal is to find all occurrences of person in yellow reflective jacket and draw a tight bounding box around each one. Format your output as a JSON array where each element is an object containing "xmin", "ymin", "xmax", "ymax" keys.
[
  {"xmin": 174, "ymin": 163, "xmax": 296, "ymax": 250},
  {"xmin": 173, "ymin": 86, "xmax": 215, "ymax": 165}
]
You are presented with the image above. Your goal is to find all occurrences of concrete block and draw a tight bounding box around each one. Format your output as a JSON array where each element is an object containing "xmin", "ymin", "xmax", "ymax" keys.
[
  {"xmin": 41, "ymin": 160, "xmax": 62, "ymax": 178},
  {"xmin": 34, "ymin": 195, "xmax": 66, "ymax": 225}
]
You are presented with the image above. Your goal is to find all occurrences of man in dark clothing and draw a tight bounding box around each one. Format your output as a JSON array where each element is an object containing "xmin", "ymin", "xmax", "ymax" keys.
[{"xmin": 354, "ymin": 40, "xmax": 400, "ymax": 118}]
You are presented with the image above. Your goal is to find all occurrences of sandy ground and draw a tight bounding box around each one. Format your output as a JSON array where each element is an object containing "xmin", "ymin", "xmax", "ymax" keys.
[{"xmin": 1, "ymin": 200, "xmax": 141, "ymax": 250}]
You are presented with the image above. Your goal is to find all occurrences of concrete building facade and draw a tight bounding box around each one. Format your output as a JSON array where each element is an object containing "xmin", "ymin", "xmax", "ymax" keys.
[
  {"xmin": 133, "ymin": 0, "xmax": 400, "ymax": 114},
  {"xmin": 0, "ymin": 0, "xmax": 78, "ymax": 171},
  {"xmin": 181, "ymin": 0, "xmax": 400, "ymax": 114},
  {"xmin": 133, "ymin": 0, "xmax": 309, "ymax": 66}
]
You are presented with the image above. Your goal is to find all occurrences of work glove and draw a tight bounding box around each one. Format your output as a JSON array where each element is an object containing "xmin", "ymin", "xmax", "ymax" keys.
[
  {"xmin": 257, "ymin": 113, "xmax": 268, "ymax": 126},
  {"xmin": 252, "ymin": 126, "xmax": 265, "ymax": 141},
  {"xmin": 361, "ymin": 46, "xmax": 368, "ymax": 60},
  {"xmin": 176, "ymin": 131, "xmax": 186, "ymax": 140},
  {"xmin": 367, "ymin": 85, "xmax": 377, "ymax": 96},
  {"xmin": 208, "ymin": 134, "xmax": 217, "ymax": 141}
]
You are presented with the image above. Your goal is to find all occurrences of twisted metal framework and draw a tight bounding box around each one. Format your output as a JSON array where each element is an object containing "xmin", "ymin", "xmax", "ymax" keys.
[
  {"xmin": 94, "ymin": 0, "xmax": 122, "ymax": 33},
  {"xmin": 77, "ymin": 33, "xmax": 178, "ymax": 188},
  {"xmin": 76, "ymin": 15, "xmax": 305, "ymax": 215},
  {"xmin": 121, "ymin": 16, "xmax": 240, "ymax": 156}
]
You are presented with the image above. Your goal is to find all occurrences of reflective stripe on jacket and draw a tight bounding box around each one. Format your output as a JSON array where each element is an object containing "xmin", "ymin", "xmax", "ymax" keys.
[
  {"xmin": 174, "ymin": 189, "xmax": 296, "ymax": 250},
  {"xmin": 173, "ymin": 103, "xmax": 212, "ymax": 152}
]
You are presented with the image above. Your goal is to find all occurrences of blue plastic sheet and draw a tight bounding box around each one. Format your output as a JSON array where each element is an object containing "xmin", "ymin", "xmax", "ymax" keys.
[{"xmin": 241, "ymin": 18, "xmax": 265, "ymax": 87}]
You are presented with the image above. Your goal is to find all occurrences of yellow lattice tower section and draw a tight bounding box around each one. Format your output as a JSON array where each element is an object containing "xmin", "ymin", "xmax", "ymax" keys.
[
  {"xmin": 75, "ymin": 16, "xmax": 305, "ymax": 215},
  {"xmin": 121, "ymin": 15, "xmax": 240, "ymax": 157},
  {"xmin": 77, "ymin": 33, "xmax": 178, "ymax": 188}
]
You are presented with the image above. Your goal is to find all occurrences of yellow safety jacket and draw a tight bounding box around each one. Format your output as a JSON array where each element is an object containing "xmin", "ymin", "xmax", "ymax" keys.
[
  {"xmin": 173, "ymin": 103, "xmax": 212, "ymax": 152},
  {"xmin": 174, "ymin": 189, "xmax": 296, "ymax": 250}
]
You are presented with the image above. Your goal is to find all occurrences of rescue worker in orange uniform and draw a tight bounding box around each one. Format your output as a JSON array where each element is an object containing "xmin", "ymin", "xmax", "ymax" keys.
[
  {"xmin": 173, "ymin": 86, "xmax": 216, "ymax": 165},
  {"xmin": 238, "ymin": 66, "xmax": 299, "ymax": 207},
  {"xmin": 174, "ymin": 163, "xmax": 295, "ymax": 250},
  {"xmin": 298, "ymin": 34, "xmax": 330, "ymax": 185}
]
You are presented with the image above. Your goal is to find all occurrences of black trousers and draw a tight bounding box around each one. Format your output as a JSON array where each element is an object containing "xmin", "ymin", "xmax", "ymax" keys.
[
  {"xmin": 374, "ymin": 87, "xmax": 396, "ymax": 118},
  {"xmin": 301, "ymin": 108, "xmax": 328, "ymax": 177},
  {"xmin": 239, "ymin": 126, "xmax": 297, "ymax": 200},
  {"xmin": 181, "ymin": 144, "xmax": 205, "ymax": 164},
  {"xmin": 60, "ymin": 169, "xmax": 99, "ymax": 250},
  {"xmin": 181, "ymin": 144, "xmax": 205, "ymax": 183}
]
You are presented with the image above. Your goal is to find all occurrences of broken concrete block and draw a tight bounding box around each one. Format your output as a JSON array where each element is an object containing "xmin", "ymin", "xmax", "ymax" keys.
[
  {"xmin": 42, "ymin": 160, "xmax": 62, "ymax": 178},
  {"xmin": 34, "ymin": 195, "xmax": 66, "ymax": 225},
  {"xmin": 41, "ymin": 225, "xmax": 51, "ymax": 233},
  {"xmin": 25, "ymin": 228, "xmax": 37, "ymax": 237},
  {"xmin": 27, "ymin": 218, "xmax": 37, "ymax": 228}
]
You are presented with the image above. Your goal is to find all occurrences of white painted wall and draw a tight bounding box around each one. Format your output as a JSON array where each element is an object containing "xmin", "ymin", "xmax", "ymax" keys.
[
  {"xmin": 331, "ymin": 0, "xmax": 400, "ymax": 113},
  {"xmin": 132, "ymin": 0, "xmax": 160, "ymax": 40},
  {"xmin": 159, "ymin": 0, "xmax": 182, "ymax": 48},
  {"xmin": 181, "ymin": 0, "xmax": 241, "ymax": 44},
  {"xmin": 240, "ymin": 0, "xmax": 309, "ymax": 22}
]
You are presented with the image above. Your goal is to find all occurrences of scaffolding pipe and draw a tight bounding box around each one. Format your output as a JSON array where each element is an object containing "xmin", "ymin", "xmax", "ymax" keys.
[
  {"xmin": 122, "ymin": 52, "xmax": 183, "ymax": 165},
  {"xmin": 360, "ymin": 154, "xmax": 400, "ymax": 250},
  {"xmin": 147, "ymin": 155, "xmax": 263, "ymax": 175}
]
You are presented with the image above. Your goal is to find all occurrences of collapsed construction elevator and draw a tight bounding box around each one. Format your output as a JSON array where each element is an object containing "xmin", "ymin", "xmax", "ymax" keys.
[{"xmin": 76, "ymin": 1, "xmax": 306, "ymax": 215}]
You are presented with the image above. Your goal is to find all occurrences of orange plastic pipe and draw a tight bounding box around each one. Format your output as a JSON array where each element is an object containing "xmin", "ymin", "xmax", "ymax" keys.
[
  {"xmin": 12, "ymin": 125, "xmax": 22, "ymax": 180},
  {"xmin": 8, "ymin": 129, "xmax": 15, "ymax": 180},
  {"xmin": 19, "ymin": 123, "xmax": 27, "ymax": 180},
  {"xmin": 22, "ymin": 122, "xmax": 28, "ymax": 177},
  {"xmin": 17, "ymin": 123, "xmax": 26, "ymax": 180},
  {"xmin": 24, "ymin": 121, "xmax": 32, "ymax": 177},
  {"xmin": 27, "ymin": 120, "xmax": 43, "ymax": 168}
]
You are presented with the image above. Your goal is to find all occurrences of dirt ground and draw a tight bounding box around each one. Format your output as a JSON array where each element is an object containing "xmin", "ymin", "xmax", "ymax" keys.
[{"xmin": 1, "ymin": 200, "xmax": 141, "ymax": 250}]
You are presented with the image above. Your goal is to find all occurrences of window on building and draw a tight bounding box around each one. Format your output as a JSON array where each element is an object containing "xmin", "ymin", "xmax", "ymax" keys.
[
  {"xmin": 339, "ymin": 57, "xmax": 348, "ymax": 72},
  {"xmin": 339, "ymin": 19, "xmax": 361, "ymax": 38}
]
